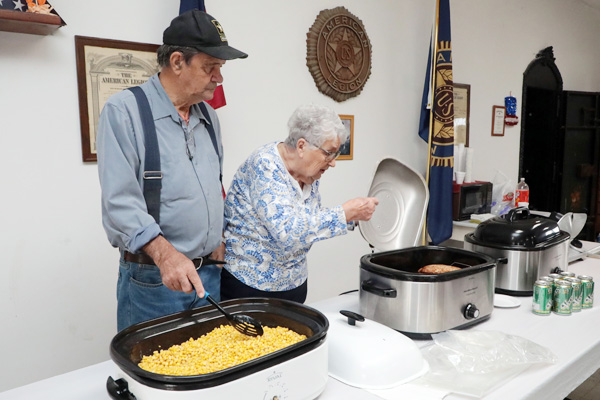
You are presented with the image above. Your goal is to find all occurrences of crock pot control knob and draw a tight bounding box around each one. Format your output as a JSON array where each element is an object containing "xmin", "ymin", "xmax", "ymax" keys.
[
  {"xmin": 464, "ymin": 304, "xmax": 480, "ymax": 319},
  {"xmin": 340, "ymin": 310, "xmax": 365, "ymax": 326}
]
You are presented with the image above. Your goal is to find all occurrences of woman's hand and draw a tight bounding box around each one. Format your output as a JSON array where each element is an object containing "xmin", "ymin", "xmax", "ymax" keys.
[{"xmin": 342, "ymin": 197, "xmax": 379, "ymax": 222}]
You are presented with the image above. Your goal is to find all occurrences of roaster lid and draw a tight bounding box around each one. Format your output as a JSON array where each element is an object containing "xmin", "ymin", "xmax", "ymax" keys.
[
  {"xmin": 325, "ymin": 310, "xmax": 428, "ymax": 389},
  {"xmin": 359, "ymin": 158, "xmax": 429, "ymax": 251},
  {"xmin": 326, "ymin": 310, "xmax": 429, "ymax": 389},
  {"xmin": 469, "ymin": 207, "xmax": 568, "ymax": 248}
]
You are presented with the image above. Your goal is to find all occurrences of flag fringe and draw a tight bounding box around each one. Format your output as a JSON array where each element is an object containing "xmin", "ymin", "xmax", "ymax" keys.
[{"xmin": 430, "ymin": 156, "xmax": 453, "ymax": 168}]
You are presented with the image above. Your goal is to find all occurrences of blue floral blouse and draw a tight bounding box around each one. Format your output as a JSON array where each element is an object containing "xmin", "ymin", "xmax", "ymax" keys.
[{"xmin": 223, "ymin": 142, "xmax": 349, "ymax": 291}]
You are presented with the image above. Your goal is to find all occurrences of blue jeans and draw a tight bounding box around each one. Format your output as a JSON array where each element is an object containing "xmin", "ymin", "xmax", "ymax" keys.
[{"xmin": 116, "ymin": 257, "xmax": 221, "ymax": 331}]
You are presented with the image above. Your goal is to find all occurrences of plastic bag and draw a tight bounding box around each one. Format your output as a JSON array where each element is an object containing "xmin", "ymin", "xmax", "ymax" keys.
[
  {"xmin": 490, "ymin": 170, "xmax": 514, "ymax": 215},
  {"xmin": 415, "ymin": 330, "xmax": 557, "ymax": 398}
]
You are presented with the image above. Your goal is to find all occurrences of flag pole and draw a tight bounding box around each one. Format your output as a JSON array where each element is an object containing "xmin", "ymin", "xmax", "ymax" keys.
[{"xmin": 421, "ymin": 0, "xmax": 441, "ymax": 246}]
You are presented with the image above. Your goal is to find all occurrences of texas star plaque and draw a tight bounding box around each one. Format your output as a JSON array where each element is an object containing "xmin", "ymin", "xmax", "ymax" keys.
[{"xmin": 306, "ymin": 7, "xmax": 372, "ymax": 102}]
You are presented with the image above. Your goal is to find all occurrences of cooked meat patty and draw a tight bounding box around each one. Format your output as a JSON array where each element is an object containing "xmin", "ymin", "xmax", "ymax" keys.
[{"xmin": 418, "ymin": 264, "xmax": 461, "ymax": 274}]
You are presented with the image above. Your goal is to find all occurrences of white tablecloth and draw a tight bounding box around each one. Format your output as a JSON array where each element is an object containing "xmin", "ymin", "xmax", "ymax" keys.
[{"xmin": 1, "ymin": 252, "xmax": 599, "ymax": 400}]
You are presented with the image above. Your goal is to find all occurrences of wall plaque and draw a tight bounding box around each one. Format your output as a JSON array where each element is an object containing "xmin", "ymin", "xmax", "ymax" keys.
[{"xmin": 306, "ymin": 7, "xmax": 372, "ymax": 102}]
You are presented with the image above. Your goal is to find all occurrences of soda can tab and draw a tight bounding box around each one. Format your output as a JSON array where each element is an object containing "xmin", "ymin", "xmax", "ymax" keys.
[
  {"xmin": 553, "ymin": 280, "xmax": 573, "ymax": 315},
  {"xmin": 533, "ymin": 280, "xmax": 553, "ymax": 315},
  {"xmin": 565, "ymin": 277, "xmax": 583, "ymax": 312},
  {"xmin": 578, "ymin": 275, "xmax": 594, "ymax": 309},
  {"xmin": 560, "ymin": 271, "xmax": 576, "ymax": 278}
]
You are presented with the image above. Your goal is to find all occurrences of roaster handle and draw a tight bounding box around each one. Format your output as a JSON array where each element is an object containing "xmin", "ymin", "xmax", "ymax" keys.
[
  {"xmin": 497, "ymin": 257, "xmax": 508, "ymax": 265},
  {"xmin": 506, "ymin": 207, "xmax": 530, "ymax": 222},
  {"xmin": 340, "ymin": 310, "xmax": 365, "ymax": 326},
  {"xmin": 107, "ymin": 376, "xmax": 137, "ymax": 400},
  {"xmin": 361, "ymin": 280, "xmax": 397, "ymax": 298}
]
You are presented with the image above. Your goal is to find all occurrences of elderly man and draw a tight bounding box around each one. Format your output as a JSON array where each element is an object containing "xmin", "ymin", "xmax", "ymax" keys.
[{"xmin": 97, "ymin": 10, "xmax": 247, "ymax": 331}]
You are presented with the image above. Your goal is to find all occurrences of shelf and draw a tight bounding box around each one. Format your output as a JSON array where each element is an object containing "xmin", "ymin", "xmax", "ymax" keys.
[{"xmin": 0, "ymin": 9, "xmax": 65, "ymax": 36}]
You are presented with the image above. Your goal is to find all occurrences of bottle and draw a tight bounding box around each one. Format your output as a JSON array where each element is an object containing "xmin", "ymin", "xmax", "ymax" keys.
[{"xmin": 515, "ymin": 177, "xmax": 530, "ymax": 207}]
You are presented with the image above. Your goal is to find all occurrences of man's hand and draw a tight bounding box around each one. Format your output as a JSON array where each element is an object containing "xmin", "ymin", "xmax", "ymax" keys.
[{"xmin": 142, "ymin": 235, "xmax": 206, "ymax": 297}]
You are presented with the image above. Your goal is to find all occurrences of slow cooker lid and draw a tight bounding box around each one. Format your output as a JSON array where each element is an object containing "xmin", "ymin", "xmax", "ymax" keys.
[
  {"xmin": 472, "ymin": 207, "xmax": 564, "ymax": 247},
  {"xmin": 359, "ymin": 158, "xmax": 429, "ymax": 251},
  {"xmin": 326, "ymin": 310, "xmax": 428, "ymax": 389}
]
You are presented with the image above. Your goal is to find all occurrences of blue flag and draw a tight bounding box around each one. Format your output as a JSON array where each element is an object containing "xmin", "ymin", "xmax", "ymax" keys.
[
  {"xmin": 179, "ymin": 0, "xmax": 205, "ymax": 14},
  {"xmin": 418, "ymin": 0, "xmax": 454, "ymax": 245}
]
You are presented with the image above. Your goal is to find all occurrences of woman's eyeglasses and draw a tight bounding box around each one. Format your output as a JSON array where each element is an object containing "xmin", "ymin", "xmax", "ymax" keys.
[
  {"xmin": 316, "ymin": 146, "xmax": 341, "ymax": 161},
  {"xmin": 304, "ymin": 138, "xmax": 341, "ymax": 161}
]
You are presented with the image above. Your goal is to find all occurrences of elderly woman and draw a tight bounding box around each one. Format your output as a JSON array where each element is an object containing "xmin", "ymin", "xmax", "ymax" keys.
[{"xmin": 221, "ymin": 104, "xmax": 378, "ymax": 303}]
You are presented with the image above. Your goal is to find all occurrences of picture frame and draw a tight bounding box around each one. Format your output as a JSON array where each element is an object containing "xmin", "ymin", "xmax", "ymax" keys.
[
  {"xmin": 491, "ymin": 105, "xmax": 506, "ymax": 137},
  {"xmin": 75, "ymin": 36, "xmax": 160, "ymax": 162},
  {"xmin": 337, "ymin": 114, "xmax": 354, "ymax": 160},
  {"xmin": 453, "ymin": 83, "xmax": 470, "ymax": 146}
]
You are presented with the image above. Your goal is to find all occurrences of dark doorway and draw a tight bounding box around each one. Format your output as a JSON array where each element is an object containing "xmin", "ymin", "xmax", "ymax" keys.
[
  {"xmin": 560, "ymin": 91, "xmax": 600, "ymax": 239},
  {"xmin": 520, "ymin": 47, "xmax": 600, "ymax": 240},
  {"xmin": 519, "ymin": 47, "xmax": 563, "ymax": 213}
]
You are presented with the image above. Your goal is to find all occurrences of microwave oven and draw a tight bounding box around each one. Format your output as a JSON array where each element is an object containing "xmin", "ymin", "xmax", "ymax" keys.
[{"xmin": 452, "ymin": 181, "xmax": 493, "ymax": 221}]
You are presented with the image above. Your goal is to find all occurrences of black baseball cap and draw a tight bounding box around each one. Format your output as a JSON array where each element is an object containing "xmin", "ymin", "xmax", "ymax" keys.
[{"xmin": 163, "ymin": 10, "xmax": 248, "ymax": 60}]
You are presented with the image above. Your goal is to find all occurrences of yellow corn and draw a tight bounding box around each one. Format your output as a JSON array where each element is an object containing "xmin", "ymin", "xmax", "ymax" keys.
[{"xmin": 138, "ymin": 325, "xmax": 307, "ymax": 375}]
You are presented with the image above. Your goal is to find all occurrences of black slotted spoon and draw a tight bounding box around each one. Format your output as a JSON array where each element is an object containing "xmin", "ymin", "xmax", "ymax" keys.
[{"xmin": 203, "ymin": 293, "xmax": 264, "ymax": 337}]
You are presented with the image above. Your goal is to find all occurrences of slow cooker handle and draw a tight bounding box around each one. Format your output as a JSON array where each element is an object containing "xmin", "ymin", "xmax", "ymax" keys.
[
  {"xmin": 506, "ymin": 207, "xmax": 530, "ymax": 222},
  {"xmin": 361, "ymin": 280, "xmax": 397, "ymax": 298},
  {"xmin": 340, "ymin": 310, "xmax": 365, "ymax": 326},
  {"xmin": 107, "ymin": 376, "xmax": 137, "ymax": 400}
]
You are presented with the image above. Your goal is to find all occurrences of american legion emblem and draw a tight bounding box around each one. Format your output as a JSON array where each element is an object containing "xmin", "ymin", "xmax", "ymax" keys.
[
  {"xmin": 431, "ymin": 40, "xmax": 454, "ymax": 168},
  {"xmin": 306, "ymin": 7, "xmax": 372, "ymax": 102}
]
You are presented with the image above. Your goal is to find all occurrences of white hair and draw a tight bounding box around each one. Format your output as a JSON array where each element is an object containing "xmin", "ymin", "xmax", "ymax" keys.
[{"xmin": 284, "ymin": 104, "xmax": 348, "ymax": 148}]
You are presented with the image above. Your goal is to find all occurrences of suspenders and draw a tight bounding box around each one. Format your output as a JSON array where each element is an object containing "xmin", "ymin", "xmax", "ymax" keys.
[
  {"xmin": 127, "ymin": 86, "xmax": 222, "ymax": 223},
  {"xmin": 198, "ymin": 102, "xmax": 224, "ymax": 184}
]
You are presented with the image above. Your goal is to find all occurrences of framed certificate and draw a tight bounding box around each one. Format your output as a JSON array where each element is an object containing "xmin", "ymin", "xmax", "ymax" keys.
[
  {"xmin": 75, "ymin": 36, "xmax": 160, "ymax": 162},
  {"xmin": 491, "ymin": 105, "xmax": 506, "ymax": 137},
  {"xmin": 453, "ymin": 83, "xmax": 470, "ymax": 146}
]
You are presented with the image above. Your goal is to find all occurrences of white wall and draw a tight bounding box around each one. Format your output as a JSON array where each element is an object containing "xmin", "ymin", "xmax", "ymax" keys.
[{"xmin": 1, "ymin": 0, "xmax": 599, "ymax": 392}]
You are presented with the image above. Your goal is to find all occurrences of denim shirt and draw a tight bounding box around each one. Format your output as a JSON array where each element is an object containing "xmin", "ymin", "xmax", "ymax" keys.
[
  {"xmin": 97, "ymin": 74, "xmax": 224, "ymax": 258},
  {"xmin": 224, "ymin": 142, "xmax": 348, "ymax": 291}
]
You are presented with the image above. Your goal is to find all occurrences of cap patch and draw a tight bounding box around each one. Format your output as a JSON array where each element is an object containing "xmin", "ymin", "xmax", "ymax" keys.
[{"xmin": 211, "ymin": 20, "xmax": 227, "ymax": 42}]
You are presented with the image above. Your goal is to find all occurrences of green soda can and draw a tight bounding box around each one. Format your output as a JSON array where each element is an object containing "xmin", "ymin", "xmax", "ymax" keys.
[
  {"xmin": 553, "ymin": 280, "xmax": 573, "ymax": 315},
  {"xmin": 532, "ymin": 280, "xmax": 553, "ymax": 315},
  {"xmin": 548, "ymin": 277, "xmax": 562, "ymax": 294},
  {"xmin": 565, "ymin": 277, "xmax": 582, "ymax": 312},
  {"xmin": 560, "ymin": 271, "xmax": 575, "ymax": 278},
  {"xmin": 548, "ymin": 273, "xmax": 563, "ymax": 280},
  {"xmin": 578, "ymin": 275, "xmax": 594, "ymax": 309}
]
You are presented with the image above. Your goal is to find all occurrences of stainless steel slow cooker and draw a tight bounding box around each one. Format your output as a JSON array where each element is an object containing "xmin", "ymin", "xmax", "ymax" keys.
[
  {"xmin": 107, "ymin": 298, "xmax": 329, "ymax": 399},
  {"xmin": 359, "ymin": 246, "xmax": 496, "ymax": 339},
  {"xmin": 464, "ymin": 207, "xmax": 570, "ymax": 296}
]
